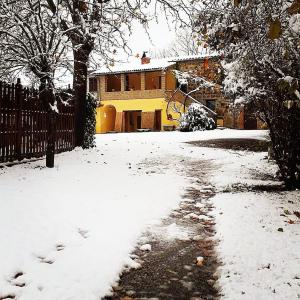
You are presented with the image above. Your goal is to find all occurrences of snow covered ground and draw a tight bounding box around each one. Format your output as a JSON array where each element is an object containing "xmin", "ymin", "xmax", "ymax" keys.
[
  {"xmin": 213, "ymin": 191, "xmax": 300, "ymax": 300},
  {"xmin": 0, "ymin": 129, "xmax": 299, "ymax": 300}
]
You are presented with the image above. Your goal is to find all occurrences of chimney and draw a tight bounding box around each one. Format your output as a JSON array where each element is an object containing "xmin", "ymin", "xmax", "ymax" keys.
[{"xmin": 141, "ymin": 51, "xmax": 150, "ymax": 64}]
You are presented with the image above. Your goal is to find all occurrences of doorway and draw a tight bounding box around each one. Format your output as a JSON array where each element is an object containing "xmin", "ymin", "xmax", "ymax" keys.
[
  {"xmin": 123, "ymin": 110, "xmax": 142, "ymax": 132},
  {"xmin": 154, "ymin": 110, "xmax": 162, "ymax": 131},
  {"xmin": 244, "ymin": 105, "xmax": 258, "ymax": 130}
]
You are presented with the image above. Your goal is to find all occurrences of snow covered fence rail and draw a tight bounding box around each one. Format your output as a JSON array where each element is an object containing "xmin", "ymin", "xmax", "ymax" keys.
[{"xmin": 0, "ymin": 80, "xmax": 75, "ymax": 163}]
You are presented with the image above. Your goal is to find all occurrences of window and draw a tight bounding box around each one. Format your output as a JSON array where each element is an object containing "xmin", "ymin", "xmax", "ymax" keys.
[
  {"xmin": 89, "ymin": 77, "xmax": 97, "ymax": 92},
  {"xmin": 125, "ymin": 73, "xmax": 141, "ymax": 91},
  {"xmin": 145, "ymin": 71, "xmax": 162, "ymax": 90},
  {"xmin": 180, "ymin": 84, "xmax": 188, "ymax": 94},
  {"xmin": 106, "ymin": 74, "xmax": 121, "ymax": 92},
  {"xmin": 175, "ymin": 79, "xmax": 187, "ymax": 93},
  {"xmin": 206, "ymin": 100, "xmax": 216, "ymax": 111}
]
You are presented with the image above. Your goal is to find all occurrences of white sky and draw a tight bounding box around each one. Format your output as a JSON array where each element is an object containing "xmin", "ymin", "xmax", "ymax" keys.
[{"xmin": 126, "ymin": 17, "xmax": 177, "ymax": 58}]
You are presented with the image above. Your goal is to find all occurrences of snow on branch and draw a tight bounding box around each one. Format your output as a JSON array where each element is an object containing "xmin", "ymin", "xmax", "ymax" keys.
[{"xmin": 174, "ymin": 70, "xmax": 215, "ymax": 89}]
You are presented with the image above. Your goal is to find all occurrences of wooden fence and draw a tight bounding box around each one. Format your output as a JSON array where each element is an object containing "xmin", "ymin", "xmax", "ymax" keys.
[{"xmin": 0, "ymin": 80, "xmax": 75, "ymax": 163}]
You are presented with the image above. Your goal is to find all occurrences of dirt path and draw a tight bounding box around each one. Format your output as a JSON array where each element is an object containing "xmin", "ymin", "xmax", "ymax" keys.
[{"xmin": 103, "ymin": 158, "xmax": 220, "ymax": 300}]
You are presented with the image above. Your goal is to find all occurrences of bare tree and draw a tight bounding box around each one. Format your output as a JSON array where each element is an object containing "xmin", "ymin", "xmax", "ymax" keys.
[
  {"xmin": 0, "ymin": 0, "xmax": 69, "ymax": 167},
  {"xmin": 166, "ymin": 69, "xmax": 216, "ymax": 122},
  {"xmin": 151, "ymin": 28, "xmax": 204, "ymax": 58},
  {"xmin": 0, "ymin": 0, "xmax": 67, "ymax": 88},
  {"xmin": 45, "ymin": 0, "xmax": 195, "ymax": 146}
]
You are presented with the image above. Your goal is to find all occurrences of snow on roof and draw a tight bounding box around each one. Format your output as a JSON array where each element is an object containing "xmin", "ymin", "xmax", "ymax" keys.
[
  {"xmin": 92, "ymin": 58, "xmax": 175, "ymax": 75},
  {"xmin": 168, "ymin": 53, "xmax": 219, "ymax": 62},
  {"xmin": 91, "ymin": 53, "xmax": 219, "ymax": 76}
]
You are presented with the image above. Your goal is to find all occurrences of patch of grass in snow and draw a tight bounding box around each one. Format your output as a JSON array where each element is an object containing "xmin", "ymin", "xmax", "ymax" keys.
[
  {"xmin": 222, "ymin": 182, "xmax": 286, "ymax": 193},
  {"xmin": 187, "ymin": 138, "xmax": 270, "ymax": 152}
]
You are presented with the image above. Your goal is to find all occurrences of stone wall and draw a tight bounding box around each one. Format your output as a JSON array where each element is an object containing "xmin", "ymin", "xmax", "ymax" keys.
[{"xmin": 176, "ymin": 58, "xmax": 230, "ymax": 124}]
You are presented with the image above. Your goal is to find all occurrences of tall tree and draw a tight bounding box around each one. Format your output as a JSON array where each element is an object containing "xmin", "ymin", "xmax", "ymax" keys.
[
  {"xmin": 0, "ymin": 0, "xmax": 66, "ymax": 87},
  {"xmin": 196, "ymin": 0, "xmax": 300, "ymax": 188},
  {"xmin": 0, "ymin": 0, "xmax": 68, "ymax": 167},
  {"xmin": 45, "ymin": 0, "xmax": 194, "ymax": 146}
]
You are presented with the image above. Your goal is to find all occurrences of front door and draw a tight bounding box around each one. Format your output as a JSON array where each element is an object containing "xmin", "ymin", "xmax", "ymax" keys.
[{"xmin": 155, "ymin": 110, "xmax": 162, "ymax": 131}]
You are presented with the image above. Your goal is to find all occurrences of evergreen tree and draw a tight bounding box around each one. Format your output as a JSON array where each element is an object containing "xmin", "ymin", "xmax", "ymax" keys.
[{"xmin": 83, "ymin": 93, "xmax": 97, "ymax": 149}]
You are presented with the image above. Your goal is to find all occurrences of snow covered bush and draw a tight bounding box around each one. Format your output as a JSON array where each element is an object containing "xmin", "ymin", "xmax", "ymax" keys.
[
  {"xmin": 83, "ymin": 93, "xmax": 97, "ymax": 149},
  {"xmin": 196, "ymin": 0, "xmax": 300, "ymax": 189},
  {"xmin": 179, "ymin": 104, "xmax": 216, "ymax": 132}
]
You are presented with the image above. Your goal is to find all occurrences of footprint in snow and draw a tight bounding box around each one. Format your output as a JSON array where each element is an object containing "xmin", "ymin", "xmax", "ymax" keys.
[
  {"xmin": 7, "ymin": 271, "xmax": 26, "ymax": 288},
  {"xmin": 78, "ymin": 228, "xmax": 90, "ymax": 239},
  {"xmin": 37, "ymin": 256, "xmax": 54, "ymax": 264},
  {"xmin": 56, "ymin": 244, "xmax": 65, "ymax": 252},
  {"xmin": 13, "ymin": 272, "xmax": 23, "ymax": 279},
  {"xmin": 0, "ymin": 294, "xmax": 16, "ymax": 299}
]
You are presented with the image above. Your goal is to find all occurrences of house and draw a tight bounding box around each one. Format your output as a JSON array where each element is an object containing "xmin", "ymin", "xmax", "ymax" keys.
[
  {"xmin": 89, "ymin": 53, "xmax": 229, "ymax": 133},
  {"xmin": 223, "ymin": 103, "xmax": 267, "ymax": 130}
]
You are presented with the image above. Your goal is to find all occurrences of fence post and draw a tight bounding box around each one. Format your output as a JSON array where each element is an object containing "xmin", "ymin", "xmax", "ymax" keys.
[
  {"xmin": 15, "ymin": 78, "xmax": 23, "ymax": 160},
  {"xmin": 46, "ymin": 88, "xmax": 56, "ymax": 168}
]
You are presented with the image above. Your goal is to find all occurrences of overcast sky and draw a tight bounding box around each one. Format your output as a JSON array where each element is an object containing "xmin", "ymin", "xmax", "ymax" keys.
[{"xmin": 127, "ymin": 17, "xmax": 177, "ymax": 58}]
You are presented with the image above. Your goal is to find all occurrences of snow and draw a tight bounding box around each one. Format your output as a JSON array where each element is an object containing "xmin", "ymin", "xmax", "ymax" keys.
[
  {"xmin": 168, "ymin": 53, "xmax": 219, "ymax": 62},
  {"xmin": 92, "ymin": 57, "xmax": 175, "ymax": 75},
  {"xmin": 139, "ymin": 244, "xmax": 152, "ymax": 251},
  {"xmin": 289, "ymin": 14, "xmax": 300, "ymax": 34},
  {"xmin": 145, "ymin": 221, "xmax": 192, "ymax": 241},
  {"xmin": 92, "ymin": 53, "xmax": 219, "ymax": 75},
  {"xmin": 180, "ymin": 103, "xmax": 216, "ymax": 131},
  {"xmin": 0, "ymin": 129, "xmax": 299, "ymax": 299},
  {"xmin": 0, "ymin": 133, "xmax": 188, "ymax": 300},
  {"xmin": 213, "ymin": 192, "xmax": 300, "ymax": 299},
  {"xmin": 196, "ymin": 256, "xmax": 204, "ymax": 266}
]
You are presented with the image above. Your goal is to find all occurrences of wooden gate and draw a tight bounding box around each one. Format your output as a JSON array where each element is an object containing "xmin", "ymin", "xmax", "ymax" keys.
[{"xmin": 0, "ymin": 80, "xmax": 75, "ymax": 163}]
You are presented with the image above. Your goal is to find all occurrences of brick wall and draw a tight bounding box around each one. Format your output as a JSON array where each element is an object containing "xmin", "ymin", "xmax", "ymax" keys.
[
  {"xmin": 177, "ymin": 59, "xmax": 222, "ymax": 96},
  {"xmin": 176, "ymin": 58, "xmax": 230, "ymax": 121}
]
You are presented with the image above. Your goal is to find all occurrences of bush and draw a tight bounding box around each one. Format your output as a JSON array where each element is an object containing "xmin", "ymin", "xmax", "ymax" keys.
[
  {"xmin": 83, "ymin": 93, "xmax": 97, "ymax": 149},
  {"xmin": 179, "ymin": 103, "xmax": 216, "ymax": 132}
]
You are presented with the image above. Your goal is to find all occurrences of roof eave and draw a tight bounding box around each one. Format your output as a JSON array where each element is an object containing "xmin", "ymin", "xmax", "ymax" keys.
[
  {"xmin": 91, "ymin": 64, "xmax": 176, "ymax": 76},
  {"xmin": 169, "ymin": 54, "xmax": 220, "ymax": 63}
]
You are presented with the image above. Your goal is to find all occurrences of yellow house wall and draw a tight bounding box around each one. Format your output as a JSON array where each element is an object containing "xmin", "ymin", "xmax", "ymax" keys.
[{"xmin": 96, "ymin": 98, "xmax": 182, "ymax": 133}]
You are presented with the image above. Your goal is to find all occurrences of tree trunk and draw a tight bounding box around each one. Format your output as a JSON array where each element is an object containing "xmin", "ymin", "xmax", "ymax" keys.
[
  {"xmin": 73, "ymin": 48, "xmax": 90, "ymax": 147},
  {"xmin": 40, "ymin": 78, "xmax": 56, "ymax": 168},
  {"xmin": 46, "ymin": 91, "xmax": 56, "ymax": 168}
]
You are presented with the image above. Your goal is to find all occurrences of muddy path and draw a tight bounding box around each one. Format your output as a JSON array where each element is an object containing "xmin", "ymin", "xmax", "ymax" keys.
[{"xmin": 103, "ymin": 157, "xmax": 220, "ymax": 300}]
